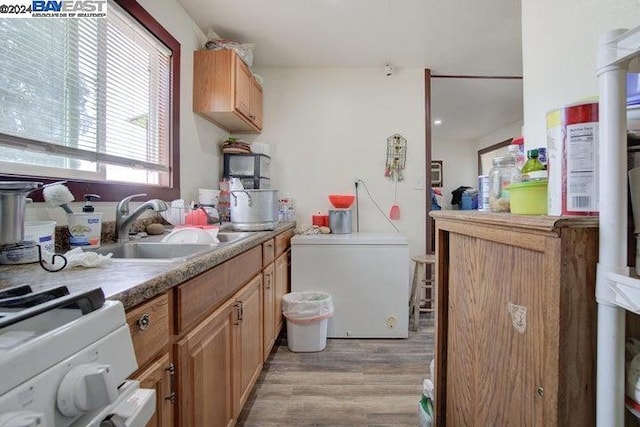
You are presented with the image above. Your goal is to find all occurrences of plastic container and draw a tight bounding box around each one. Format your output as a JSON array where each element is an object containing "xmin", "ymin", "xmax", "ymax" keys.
[
  {"xmin": 68, "ymin": 213, "xmax": 103, "ymax": 248},
  {"xmin": 328, "ymin": 194, "xmax": 355, "ymax": 209},
  {"xmin": 24, "ymin": 221, "xmax": 56, "ymax": 254},
  {"xmin": 478, "ymin": 175, "xmax": 490, "ymax": 211},
  {"xmin": 287, "ymin": 318, "xmax": 330, "ymax": 353},
  {"xmin": 282, "ymin": 291, "xmax": 334, "ymax": 352},
  {"xmin": 508, "ymin": 180, "xmax": 548, "ymax": 215}
]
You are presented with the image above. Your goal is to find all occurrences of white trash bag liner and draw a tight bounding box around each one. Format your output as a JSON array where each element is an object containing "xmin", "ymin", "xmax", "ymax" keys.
[{"xmin": 282, "ymin": 291, "xmax": 334, "ymax": 325}]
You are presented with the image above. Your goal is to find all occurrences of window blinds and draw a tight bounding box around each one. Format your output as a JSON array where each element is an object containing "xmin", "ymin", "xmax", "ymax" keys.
[{"xmin": 0, "ymin": 0, "xmax": 172, "ymax": 177}]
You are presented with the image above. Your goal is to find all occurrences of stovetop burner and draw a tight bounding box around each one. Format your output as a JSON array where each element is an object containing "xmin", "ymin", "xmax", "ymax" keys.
[{"xmin": 0, "ymin": 285, "xmax": 105, "ymax": 328}]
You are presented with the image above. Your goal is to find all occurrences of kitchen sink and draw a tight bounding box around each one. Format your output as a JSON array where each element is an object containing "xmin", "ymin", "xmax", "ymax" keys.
[
  {"xmin": 90, "ymin": 230, "xmax": 253, "ymax": 262},
  {"xmin": 91, "ymin": 242, "xmax": 219, "ymax": 262}
]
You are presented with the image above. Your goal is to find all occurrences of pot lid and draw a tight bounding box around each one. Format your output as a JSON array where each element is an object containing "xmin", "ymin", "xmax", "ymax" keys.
[{"xmin": 0, "ymin": 181, "xmax": 42, "ymax": 192}]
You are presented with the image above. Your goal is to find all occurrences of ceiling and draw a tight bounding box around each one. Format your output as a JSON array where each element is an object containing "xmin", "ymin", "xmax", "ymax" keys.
[{"xmin": 177, "ymin": 0, "xmax": 524, "ymax": 141}]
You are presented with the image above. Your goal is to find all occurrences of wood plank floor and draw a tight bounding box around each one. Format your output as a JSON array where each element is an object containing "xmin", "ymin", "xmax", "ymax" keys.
[{"xmin": 237, "ymin": 315, "xmax": 434, "ymax": 426}]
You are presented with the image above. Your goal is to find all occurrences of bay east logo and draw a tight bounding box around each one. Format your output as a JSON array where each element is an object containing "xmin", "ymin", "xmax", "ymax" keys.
[{"xmin": 31, "ymin": 0, "xmax": 107, "ymax": 17}]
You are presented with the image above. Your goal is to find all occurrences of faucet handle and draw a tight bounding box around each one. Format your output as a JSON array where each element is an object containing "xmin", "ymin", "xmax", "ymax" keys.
[{"xmin": 117, "ymin": 193, "xmax": 147, "ymax": 212}]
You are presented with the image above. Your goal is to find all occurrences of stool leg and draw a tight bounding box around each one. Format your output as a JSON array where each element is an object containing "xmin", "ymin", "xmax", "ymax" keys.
[
  {"xmin": 410, "ymin": 262, "xmax": 419, "ymax": 332},
  {"xmin": 413, "ymin": 263, "xmax": 424, "ymax": 331}
]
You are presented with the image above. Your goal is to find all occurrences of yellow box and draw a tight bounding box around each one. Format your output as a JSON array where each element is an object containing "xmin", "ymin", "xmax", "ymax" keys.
[{"xmin": 508, "ymin": 180, "xmax": 548, "ymax": 215}]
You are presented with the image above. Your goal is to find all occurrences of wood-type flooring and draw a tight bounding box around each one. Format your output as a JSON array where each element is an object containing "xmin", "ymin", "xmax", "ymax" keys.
[{"xmin": 237, "ymin": 315, "xmax": 434, "ymax": 426}]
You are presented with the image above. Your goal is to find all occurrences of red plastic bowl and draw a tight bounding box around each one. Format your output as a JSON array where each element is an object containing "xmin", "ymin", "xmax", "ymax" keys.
[{"xmin": 328, "ymin": 194, "xmax": 355, "ymax": 209}]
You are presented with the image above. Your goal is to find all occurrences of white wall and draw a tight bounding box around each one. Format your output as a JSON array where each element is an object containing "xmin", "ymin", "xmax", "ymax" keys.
[
  {"xmin": 26, "ymin": 0, "xmax": 229, "ymax": 223},
  {"xmin": 240, "ymin": 67, "xmax": 427, "ymax": 255},
  {"xmin": 477, "ymin": 120, "xmax": 523, "ymax": 152},
  {"xmin": 432, "ymin": 139, "xmax": 477, "ymax": 199},
  {"xmin": 522, "ymin": 0, "xmax": 640, "ymax": 150}
]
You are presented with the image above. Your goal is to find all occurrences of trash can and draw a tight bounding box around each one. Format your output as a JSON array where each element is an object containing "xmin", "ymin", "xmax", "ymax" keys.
[{"xmin": 282, "ymin": 291, "xmax": 334, "ymax": 352}]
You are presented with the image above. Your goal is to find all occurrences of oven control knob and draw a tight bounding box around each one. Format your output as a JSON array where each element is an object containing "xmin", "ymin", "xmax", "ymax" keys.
[
  {"xmin": 57, "ymin": 363, "xmax": 119, "ymax": 417},
  {"xmin": 0, "ymin": 411, "xmax": 45, "ymax": 427}
]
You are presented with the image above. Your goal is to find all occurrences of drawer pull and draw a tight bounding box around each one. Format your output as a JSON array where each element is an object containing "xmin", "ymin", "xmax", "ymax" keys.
[{"xmin": 137, "ymin": 314, "xmax": 151, "ymax": 331}]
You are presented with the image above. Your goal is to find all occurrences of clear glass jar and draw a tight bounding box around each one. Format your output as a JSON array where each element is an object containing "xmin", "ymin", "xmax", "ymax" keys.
[{"xmin": 488, "ymin": 155, "xmax": 520, "ymax": 212}]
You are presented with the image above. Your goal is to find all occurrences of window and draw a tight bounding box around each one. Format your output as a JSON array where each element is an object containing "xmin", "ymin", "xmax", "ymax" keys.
[{"xmin": 0, "ymin": 0, "xmax": 180, "ymax": 201}]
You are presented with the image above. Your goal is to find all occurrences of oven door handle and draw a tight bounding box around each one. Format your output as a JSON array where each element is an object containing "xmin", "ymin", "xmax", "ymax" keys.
[{"xmin": 81, "ymin": 381, "xmax": 155, "ymax": 427}]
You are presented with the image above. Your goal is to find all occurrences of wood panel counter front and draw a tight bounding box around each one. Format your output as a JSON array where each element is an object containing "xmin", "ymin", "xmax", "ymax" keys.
[{"xmin": 429, "ymin": 211, "xmax": 599, "ymax": 427}]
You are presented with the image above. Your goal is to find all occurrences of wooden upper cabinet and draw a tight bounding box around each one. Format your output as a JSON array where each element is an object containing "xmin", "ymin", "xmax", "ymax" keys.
[{"xmin": 193, "ymin": 49, "xmax": 263, "ymax": 133}]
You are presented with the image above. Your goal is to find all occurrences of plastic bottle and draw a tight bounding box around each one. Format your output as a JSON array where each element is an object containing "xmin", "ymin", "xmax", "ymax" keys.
[
  {"xmin": 507, "ymin": 144, "xmax": 525, "ymax": 170},
  {"xmin": 521, "ymin": 149, "xmax": 545, "ymax": 177}
]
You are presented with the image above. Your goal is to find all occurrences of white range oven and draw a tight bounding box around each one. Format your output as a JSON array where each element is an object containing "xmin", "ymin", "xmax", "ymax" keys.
[{"xmin": 0, "ymin": 285, "xmax": 155, "ymax": 426}]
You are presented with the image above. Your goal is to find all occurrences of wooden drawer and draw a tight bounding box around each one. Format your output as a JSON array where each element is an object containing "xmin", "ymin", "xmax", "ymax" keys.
[
  {"xmin": 176, "ymin": 245, "xmax": 262, "ymax": 334},
  {"xmin": 126, "ymin": 293, "xmax": 169, "ymax": 369},
  {"xmin": 262, "ymin": 238, "xmax": 275, "ymax": 267},
  {"xmin": 275, "ymin": 228, "xmax": 294, "ymax": 257}
]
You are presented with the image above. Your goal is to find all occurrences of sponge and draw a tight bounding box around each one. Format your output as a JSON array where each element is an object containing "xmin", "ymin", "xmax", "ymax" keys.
[{"xmin": 146, "ymin": 223, "xmax": 165, "ymax": 235}]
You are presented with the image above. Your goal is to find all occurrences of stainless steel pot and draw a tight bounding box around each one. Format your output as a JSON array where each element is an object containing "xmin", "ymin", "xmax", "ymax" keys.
[
  {"xmin": 329, "ymin": 209, "xmax": 352, "ymax": 234},
  {"xmin": 0, "ymin": 181, "xmax": 42, "ymax": 246},
  {"xmin": 230, "ymin": 189, "xmax": 279, "ymax": 231}
]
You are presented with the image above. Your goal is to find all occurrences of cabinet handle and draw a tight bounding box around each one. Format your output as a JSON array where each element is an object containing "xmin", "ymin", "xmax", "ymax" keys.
[
  {"xmin": 137, "ymin": 313, "xmax": 150, "ymax": 331},
  {"xmin": 239, "ymin": 301, "xmax": 244, "ymax": 321},
  {"xmin": 234, "ymin": 302, "xmax": 242, "ymax": 325},
  {"xmin": 265, "ymin": 274, "xmax": 271, "ymax": 290},
  {"xmin": 536, "ymin": 387, "xmax": 544, "ymax": 397},
  {"xmin": 165, "ymin": 362, "xmax": 176, "ymax": 404}
]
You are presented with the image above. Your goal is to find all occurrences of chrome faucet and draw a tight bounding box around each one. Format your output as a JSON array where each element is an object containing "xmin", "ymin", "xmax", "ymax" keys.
[{"xmin": 116, "ymin": 193, "xmax": 168, "ymax": 242}]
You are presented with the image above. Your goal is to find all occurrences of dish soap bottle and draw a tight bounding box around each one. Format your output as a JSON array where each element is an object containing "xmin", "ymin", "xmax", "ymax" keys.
[{"xmin": 521, "ymin": 149, "xmax": 546, "ymax": 180}]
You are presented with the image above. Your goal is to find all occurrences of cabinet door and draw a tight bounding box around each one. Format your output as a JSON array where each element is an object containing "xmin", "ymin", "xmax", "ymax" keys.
[
  {"xmin": 274, "ymin": 251, "xmax": 289, "ymax": 333},
  {"xmin": 263, "ymin": 263, "xmax": 276, "ymax": 361},
  {"xmin": 234, "ymin": 57, "xmax": 253, "ymax": 121},
  {"xmin": 133, "ymin": 353, "xmax": 174, "ymax": 427},
  {"xmin": 251, "ymin": 78, "xmax": 263, "ymax": 129},
  {"xmin": 176, "ymin": 298, "xmax": 235, "ymax": 427},
  {"xmin": 446, "ymin": 233, "xmax": 548, "ymax": 426},
  {"xmin": 233, "ymin": 274, "xmax": 264, "ymax": 418}
]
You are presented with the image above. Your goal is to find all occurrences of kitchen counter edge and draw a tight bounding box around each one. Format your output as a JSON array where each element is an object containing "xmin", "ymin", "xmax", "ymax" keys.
[{"xmin": 0, "ymin": 222, "xmax": 296, "ymax": 310}]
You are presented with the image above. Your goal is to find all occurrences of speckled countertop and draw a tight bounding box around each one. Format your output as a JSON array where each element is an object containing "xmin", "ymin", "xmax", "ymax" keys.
[{"xmin": 0, "ymin": 222, "xmax": 295, "ymax": 309}]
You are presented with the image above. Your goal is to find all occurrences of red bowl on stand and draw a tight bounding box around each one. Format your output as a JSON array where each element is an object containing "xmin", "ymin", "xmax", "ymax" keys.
[{"xmin": 328, "ymin": 194, "xmax": 355, "ymax": 209}]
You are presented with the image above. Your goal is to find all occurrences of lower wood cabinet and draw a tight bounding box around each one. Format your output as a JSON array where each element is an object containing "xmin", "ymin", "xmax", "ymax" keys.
[
  {"xmin": 133, "ymin": 352, "xmax": 174, "ymax": 427},
  {"xmin": 233, "ymin": 274, "xmax": 264, "ymax": 418},
  {"xmin": 127, "ymin": 229, "xmax": 293, "ymax": 426},
  {"xmin": 176, "ymin": 297, "xmax": 235, "ymax": 427},
  {"xmin": 176, "ymin": 274, "xmax": 264, "ymax": 426},
  {"xmin": 431, "ymin": 211, "xmax": 598, "ymax": 426}
]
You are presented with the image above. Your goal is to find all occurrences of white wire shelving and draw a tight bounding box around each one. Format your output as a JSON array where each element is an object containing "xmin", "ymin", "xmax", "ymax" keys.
[{"xmin": 595, "ymin": 25, "xmax": 640, "ymax": 426}]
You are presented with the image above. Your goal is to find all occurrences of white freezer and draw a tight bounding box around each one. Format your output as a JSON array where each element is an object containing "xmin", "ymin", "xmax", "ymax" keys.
[{"xmin": 291, "ymin": 232, "xmax": 410, "ymax": 338}]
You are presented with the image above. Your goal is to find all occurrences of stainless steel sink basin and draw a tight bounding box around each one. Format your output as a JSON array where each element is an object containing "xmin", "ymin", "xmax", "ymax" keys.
[
  {"xmin": 91, "ymin": 242, "xmax": 219, "ymax": 262},
  {"xmin": 90, "ymin": 230, "xmax": 253, "ymax": 262}
]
